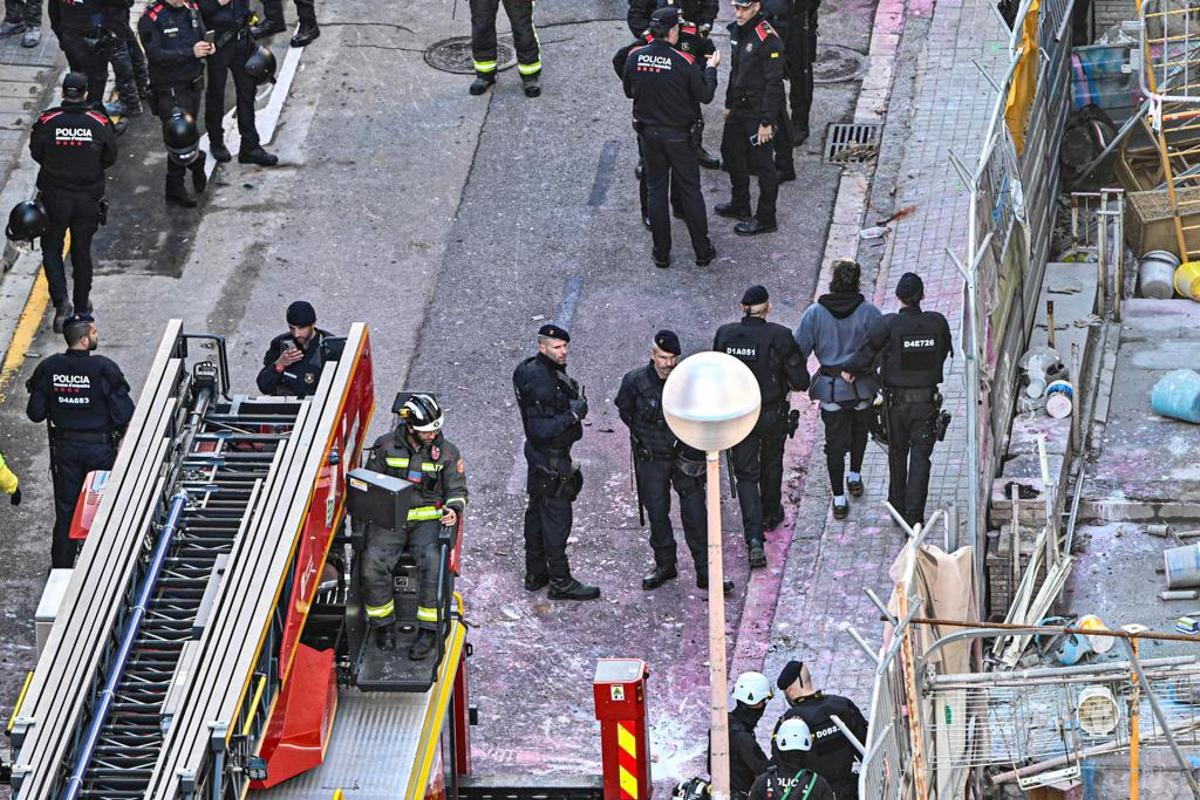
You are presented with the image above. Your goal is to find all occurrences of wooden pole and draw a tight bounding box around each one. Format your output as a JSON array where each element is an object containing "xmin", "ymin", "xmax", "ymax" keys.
[
  {"xmin": 706, "ymin": 451, "xmax": 730, "ymax": 800},
  {"xmin": 1130, "ymin": 636, "xmax": 1141, "ymax": 800}
]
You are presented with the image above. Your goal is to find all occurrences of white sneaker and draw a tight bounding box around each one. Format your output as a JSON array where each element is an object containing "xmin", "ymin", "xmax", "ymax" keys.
[{"xmin": 21, "ymin": 26, "xmax": 40, "ymax": 47}]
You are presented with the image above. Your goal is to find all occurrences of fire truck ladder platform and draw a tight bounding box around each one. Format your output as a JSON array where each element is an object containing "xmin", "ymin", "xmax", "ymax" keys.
[
  {"xmin": 255, "ymin": 613, "xmax": 466, "ymax": 800},
  {"xmin": 9, "ymin": 320, "xmax": 374, "ymax": 800}
]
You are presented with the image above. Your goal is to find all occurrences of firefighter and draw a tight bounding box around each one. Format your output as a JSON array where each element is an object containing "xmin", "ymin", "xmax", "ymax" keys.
[
  {"xmin": 843, "ymin": 272, "xmax": 952, "ymax": 528},
  {"xmin": 0, "ymin": 450, "xmax": 20, "ymax": 506},
  {"xmin": 199, "ymin": 0, "xmax": 279, "ymax": 165},
  {"xmin": 362, "ymin": 394, "xmax": 467, "ymax": 658},
  {"xmin": 710, "ymin": 670, "xmax": 772, "ymax": 799},
  {"xmin": 29, "ymin": 72, "xmax": 118, "ymax": 332},
  {"xmin": 713, "ymin": 285, "xmax": 808, "ymax": 569},
  {"xmin": 26, "ymin": 313, "xmax": 134, "ymax": 568},
  {"xmin": 251, "ymin": 0, "xmax": 318, "ymax": 47},
  {"xmin": 513, "ymin": 324, "xmax": 600, "ymax": 601},
  {"xmin": 469, "ymin": 0, "xmax": 541, "ymax": 97},
  {"xmin": 749, "ymin": 719, "xmax": 836, "ymax": 800},
  {"xmin": 772, "ymin": 659, "xmax": 868, "ymax": 798},
  {"xmin": 48, "ymin": 0, "xmax": 116, "ymax": 106},
  {"xmin": 255, "ymin": 301, "xmax": 332, "ymax": 398}
]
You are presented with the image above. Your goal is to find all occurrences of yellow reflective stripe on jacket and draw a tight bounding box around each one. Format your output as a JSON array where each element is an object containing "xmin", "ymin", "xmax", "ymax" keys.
[
  {"xmin": 517, "ymin": 60, "xmax": 542, "ymax": 75},
  {"xmin": 365, "ymin": 600, "xmax": 394, "ymax": 619},
  {"xmin": 385, "ymin": 457, "xmax": 410, "ymax": 468},
  {"xmin": 0, "ymin": 452, "xmax": 17, "ymax": 496},
  {"xmin": 445, "ymin": 496, "xmax": 467, "ymax": 509},
  {"xmin": 407, "ymin": 505, "xmax": 443, "ymax": 521},
  {"xmin": 416, "ymin": 606, "xmax": 438, "ymax": 623},
  {"xmin": 473, "ymin": 59, "xmax": 497, "ymax": 73}
]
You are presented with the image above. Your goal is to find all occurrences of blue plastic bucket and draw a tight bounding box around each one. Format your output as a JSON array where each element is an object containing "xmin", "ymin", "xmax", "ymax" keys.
[{"xmin": 1152, "ymin": 369, "xmax": 1200, "ymax": 424}]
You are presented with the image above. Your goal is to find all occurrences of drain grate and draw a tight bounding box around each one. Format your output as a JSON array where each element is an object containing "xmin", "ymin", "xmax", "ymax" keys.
[
  {"xmin": 812, "ymin": 44, "xmax": 868, "ymax": 84},
  {"xmin": 425, "ymin": 35, "xmax": 516, "ymax": 75},
  {"xmin": 825, "ymin": 122, "xmax": 882, "ymax": 163}
]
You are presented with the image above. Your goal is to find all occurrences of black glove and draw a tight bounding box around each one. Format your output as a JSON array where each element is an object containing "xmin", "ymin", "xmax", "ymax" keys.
[
  {"xmin": 10, "ymin": 488, "xmax": 21, "ymax": 507},
  {"xmin": 570, "ymin": 396, "xmax": 589, "ymax": 420}
]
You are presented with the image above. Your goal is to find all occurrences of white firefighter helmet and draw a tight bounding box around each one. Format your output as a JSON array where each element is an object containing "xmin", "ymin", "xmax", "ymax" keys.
[
  {"xmin": 400, "ymin": 393, "xmax": 443, "ymax": 432},
  {"xmin": 731, "ymin": 671, "xmax": 773, "ymax": 705},
  {"xmin": 776, "ymin": 718, "xmax": 813, "ymax": 752}
]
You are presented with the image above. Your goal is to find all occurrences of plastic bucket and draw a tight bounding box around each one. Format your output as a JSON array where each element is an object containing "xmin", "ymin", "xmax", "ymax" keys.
[
  {"xmin": 1177, "ymin": 261, "xmax": 1200, "ymax": 301},
  {"xmin": 1140, "ymin": 250, "xmax": 1181, "ymax": 299},
  {"xmin": 1165, "ymin": 542, "xmax": 1200, "ymax": 589},
  {"xmin": 1045, "ymin": 379, "xmax": 1074, "ymax": 418},
  {"xmin": 1077, "ymin": 686, "xmax": 1120, "ymax": 736},
  {"xmin": 1151, "ymin": 369, "xmax": 1200, "ymax": 424}
]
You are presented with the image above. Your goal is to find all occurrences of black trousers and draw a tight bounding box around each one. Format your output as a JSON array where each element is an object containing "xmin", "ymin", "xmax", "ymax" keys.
[
  {"xmin": 205, "ymin": 34, "xmax": 260, "ymax": 149},
  {"xmin": 641, "ymin": 127, "xmax": 710, "ymax": 260},
  {"xmin": 41, "ymin": 188, "xmax": 100, "ymax": 311},
  {"xmin": 52, "ymin": 439, "xmax": 115, "ymax": 569},
  {"xmin": 784, "ymin": 23, "xmax": 817, "ymax": 134},
  {"xmin": 151, "ymin": 80, "xmax": 207, "ymax": 186},
  {"xmin": 4, "ymin": 0, "xmax": 40, "ymax": 26},
  {"xmin": 110, "ymin": 22, "xmax": 149, "ymax": 104},
  {"xmin": 636, "ymin": 133, "xmax": 683, "ymax": 221},
  {"xmin": 886, "ymin": 399, "xmax": 937, "ymax": 526},
  {"xmin": 773, "ymin": 108, "xmax": 795, "ymax": 174},
  {"xmin": 728, "ymin": 401, "xmax": 787, "ymax": 544},
  {"xmin": 470, "ymin": 0, "xmax": 540, "ymax": 78},
  {"xmin": 720, "ymin": 109, "xmax": 778, "ymax": 224},
  {"xmin": 821, "ymin": 402, "xmax": 869, "ymax": 495},
  {"xmin": 523, "ymin": 442, "xmax": 574, "ymax": 581},
  {"xmin": 60, "ymin": 30, "xmax": 113, "ymax": 105},
  {"xmin": 261, "ymin": 0, "xmax": 316, "ymax": 28},
  {"xmin": 636, "ymin": 457, "xmax": 706, "ymax": 569}
]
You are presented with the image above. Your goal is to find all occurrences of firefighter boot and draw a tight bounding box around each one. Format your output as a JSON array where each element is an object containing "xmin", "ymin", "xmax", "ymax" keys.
[
  {"xmin": 548, "ymin": 577, "xmax": 600, "ymax": 601},
  {"xmin": 375, "ymin": 624, "xmax": 397, "ymax": 652},
  {"xmin": 521, "ymin": 73, "xmax": 541, "ymax": 98},
  {"xmin": 408, "ymin": 628, "xmax": 437, "ymax": 661},
  {"xmin": 469, "ymin": 75, "xmax": 495, "ymax": 96}
]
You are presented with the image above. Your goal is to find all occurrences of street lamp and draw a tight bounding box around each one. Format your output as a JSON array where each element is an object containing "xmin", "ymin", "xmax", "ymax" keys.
[{"xmin": 662, "ymin": 352, "xmax": 761, "ymax": 800}]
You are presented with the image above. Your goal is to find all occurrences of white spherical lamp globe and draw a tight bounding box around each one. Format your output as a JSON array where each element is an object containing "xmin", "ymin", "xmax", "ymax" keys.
[{"xmin": 662, "ymin": 352, "xmax": 762, "ymax": 452}]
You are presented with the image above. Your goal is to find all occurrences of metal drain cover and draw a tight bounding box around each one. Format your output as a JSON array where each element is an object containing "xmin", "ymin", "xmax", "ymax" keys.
[
  {"xmin": 425, "ymin": 35, "xmax": 516, "ymax": 75},
  {"xmin": 825, "ymin": 122, "xmax": 881, "ymax": 163},
  {"xmin": 812, "ymin": 44, "xmax": 868, "ymax": 84}
]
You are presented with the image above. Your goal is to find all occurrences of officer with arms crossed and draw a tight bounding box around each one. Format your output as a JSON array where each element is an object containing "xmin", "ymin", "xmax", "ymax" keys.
[
  {"xmin": 26, "ymin": 313, "xmax": 134, "ymax": 568},
  {"xmin": 362, "ymin": 395, "xmax": 467, "ymax": 659},
  {"xmin": 773, "ymin": 659, "xmax": 868, "ymax": 798},
  {"xmin": 30, "ymin": 72, "xmax": 117, "ymax": 331},
  {"xmin": 749, "ymin": 719, "xmax": 835, "ymax": 800},
  {"xmin": 622, "ymin": 6, "xmax": 719, "ymax": 269},
  {"xmin": 615, "ymin": 330, "xmax": 732, "ymax": 593},
  {"xmin": 513, "ymin": 324, "xmax": 600, "ymax": 601},
  {"xmin": 710, "ymin": 671, "xmax": 772, "ymax": 799},
  {"xmin": 256, "ymin": 300, "xmax": 333, "ymax": 398},
  {"xmin": 714, "ymin": 285, "xmax": 808, "ymax": 569},
  {"xmin": 843, "ymin": 271, "xmax": 952, "ymax": 528}
]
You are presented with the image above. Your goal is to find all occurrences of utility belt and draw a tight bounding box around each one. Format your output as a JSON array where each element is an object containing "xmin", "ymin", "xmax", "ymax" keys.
[
  {"xmin": 214, "ymin": 26, "xmax": 251, "ymax": 48},
  {"xmin": 530, "ymin": 454, "xmax": 583, "ymax": 501},
  {"xmin": 886, "ymin": 386, "xmax": 940, "ymax": 405},
  {"xmin": 52, "ymin": 429, "xmax": 113, "ymax": 445},
  {"xmin": 64, "ymin": 26, "xmax": 117, "ymax": 51}
]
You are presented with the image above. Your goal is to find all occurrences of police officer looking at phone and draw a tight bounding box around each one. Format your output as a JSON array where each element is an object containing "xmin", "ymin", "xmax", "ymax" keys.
[{"xmin": 256, "ymin": 300, "xmax": 332, "ymax": 398}]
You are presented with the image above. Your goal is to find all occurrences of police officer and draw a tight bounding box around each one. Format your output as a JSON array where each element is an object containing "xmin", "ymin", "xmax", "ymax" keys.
[
  {"xmin": 362, "ymin": 394, "xmax": 467, "ymax": 659},
  {"xmin": 513, "ymin": 324, "xmax": 600, "ymax": 601},
  {"xmin": 764, "ymin": 0, "xmax": 819, "ymax": 144},
  {"xmin": 48, "ymin": 0, "xmax": 117, "ymax": 106},
  {"xmin": 256, "ymin": 300, "xmax": 332, "ymax": 398},
  {"xmin": 717, "ymin": 0, "xmax": 785, "ymax": 236},
  {"xmin": 794, "ymin": 259, "xmax": 881, "ymax": 519},
  {"xmin": 469, "ymin": 0, "xmax": 541, "ymax": 97},
  {"xmin": 30, "ymin": 72, "xmax": 117, "ymax": 332},
  {"xmin": 749, "ymin": 719, "xmax": 835, "ymax": 800},
  {"xmin": 250, "ymin": 0, "xmax": 318, "ymax": 48},
  {"xmin": 710, "ymin": 671, "xmax": 771, "ymax": 799},
  {"xmin": 139, "ymin": 0, "xmax": 212, "ymax": 208},
  {"xmin": 199, "ymin": 0, "xmax": 279, "ymax": 165},
  {"xmin": 26, "ymin": 313, "xmax": 134, "ymax": 568},
  {"xmin": 713, "ymin": 285, "xmax": 808, "ymax": 568},
  {"xmin": 0, "ymin": 449, "xmax": 21, "ymax": 506},
  {"xmin": 622, "ymin": 7, "xmax": 719, "ymax": 269},
  {"xmin": 616, "ymin": 330, "xmax": 733, "ymax": 593},
  {"xmin": 105, "ymin": 0, "xmax": 150, "ymax": 118},
  {"xmin": 844, "ymin": 272, "xmax": 952, "ymax": 528},
  {"xmin": 2, "ymin": 0, "xmax": 41, "ymax": 47},
  {"xmin": 773, "ymin": 659, "xmax": 868, "ymax": 798}
]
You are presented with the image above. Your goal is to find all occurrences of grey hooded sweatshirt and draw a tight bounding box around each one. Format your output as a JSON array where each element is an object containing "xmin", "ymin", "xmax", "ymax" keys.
[{"xmin": 794, "ymin": 292, "xmax": 882, "ymax": 405}]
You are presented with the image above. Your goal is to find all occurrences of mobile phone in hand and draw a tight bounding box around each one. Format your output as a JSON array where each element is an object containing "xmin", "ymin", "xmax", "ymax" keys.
[
  {"xmin": 204, "ymin": 30, "xmax": 215, "ymax": 44},
  {"xmin": 749, "ymin": 133, "xmax": 760, "ymax": 146}
]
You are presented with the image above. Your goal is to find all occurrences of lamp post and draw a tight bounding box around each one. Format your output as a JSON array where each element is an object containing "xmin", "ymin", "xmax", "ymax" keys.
[{"xmin": 662, "ymin": 352, "xmax": 761, "ymax": 800}]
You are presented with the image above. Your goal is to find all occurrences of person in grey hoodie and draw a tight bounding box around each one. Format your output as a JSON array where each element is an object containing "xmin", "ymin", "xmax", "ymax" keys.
[{"xmin": 794, "ymin": 259, "xmax": 881, "ymax": 518}]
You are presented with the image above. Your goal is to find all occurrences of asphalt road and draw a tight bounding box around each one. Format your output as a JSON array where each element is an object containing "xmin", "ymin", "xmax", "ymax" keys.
[{"xmin": 0, "ymin": 0, "xmax": 872, "ymax": 788}]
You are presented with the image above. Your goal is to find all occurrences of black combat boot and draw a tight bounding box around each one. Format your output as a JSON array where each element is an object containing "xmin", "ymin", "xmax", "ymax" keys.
[
  {"xmin": 375, "ymin": 624, "xmax": 397, "ymax": 652},
  {"xmin": 698, "ymin": 145, "xmax": 721, "ymax": 169},
  {"xmin": 209, "ymin": 139, "xmax": 232, "ymax": 163},
  {"xmin": 548, "ymin": 577, "xmax": 600, "ymax": 601},
  {"xmin": 696, "ymin": 571, "xmax": 734, "ymax": 595},
  {"xmin": 408, "ymin": 628, "xmax": 437, "ymax": 661},
  {"xmin": 190, "ymin": 160, "xmax": 207, "ymax": 194},
  {"xmin": 239, "ymin": 146, "xmax": 279, "ymax": 166},
  {"xmin": 291, "ymin": 23, "xmax": 319, "ymax": 47},
  {"xmin": 735, "ymin": 217, "xmax": 777, "ymax": 236},
  {"xmin": 524, "ymin": 572, "xmax": 549, "ymax": 591},
  {"xmin": 165, "ymin": 180, "xmax": 196, "ymax": 208},
  {"xmin": 641, "ymin": 563, "xmax": 678, "ymax": 591},
  {"xmin": 250, "ymin": 16, "xmax": 286, "ymax": 37},
  {"xmin": 714, "ymin": 201, "xmax": 752, "ymax": 220},
  {"xmin": 748, "ymin": 540, "xmax": 767, "ymax": 569}
]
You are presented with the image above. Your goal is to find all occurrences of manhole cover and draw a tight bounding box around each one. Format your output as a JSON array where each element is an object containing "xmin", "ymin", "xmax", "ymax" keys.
[
  {"xmin": 812, "ymin": 44, "xmax": 868, "ymax": 84},
  {"xmin": 825, "ymin": 122, "xmax": 881, "ymax": 163},
  {"xmin": 425, "ymin": 35, "xmax": 516, "ymax": 75}
]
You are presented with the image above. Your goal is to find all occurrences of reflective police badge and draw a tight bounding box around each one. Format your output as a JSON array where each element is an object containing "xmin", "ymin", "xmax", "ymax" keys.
[{"xmin": 304, "ymin": 372, "xmax": 315, "ymax": 384}]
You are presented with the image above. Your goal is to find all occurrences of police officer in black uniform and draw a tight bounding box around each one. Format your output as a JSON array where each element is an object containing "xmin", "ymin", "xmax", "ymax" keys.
[
  {"xmin": 765, "ymin": 0, "xmax": 820, "ymax": 144},
  {"xmin": 773, "ymin": 659, "xmax": 868, "ymax": 799},
  {"xmin": 713, "ymin": 285, "xmax": 808, "ymax": 568},
  {"xmin": 845, "ymin": 272, "xmax": 952, "ymax": 528},
  {"xmin": 717, "ymin": 0, "xmax": 786, "ymax": 236},
  {"xmin": 199, "ymin": 0, "xmax": 278, "ymax": 166},
  {"xmin": 26, "ymin": 313, "xmax": 134, "ymax": 569},
  {"xmin": 30, "ymin": 72, "xmax": 117, "ymax": 332},
  {"xmin": 616, "ymin": 330, "xmax": 733, "ymax": 594},
  {"xmin": 256, "ymin": 300, "xmax": 333, "ymax": 398},
  {"xmin": 513, "ymin": 324, "xmax": 600, "ymax": 601},
  {"xmin": 139, "ymin": 0, "xmax": 212, "ymax": 208},
  {"xmin": 622, "ymin": 7, "xmax": 719, "ymax": 269},
  {"xmin": 48, "ymin": 0, "xmax": 118, "ymax": 107}
]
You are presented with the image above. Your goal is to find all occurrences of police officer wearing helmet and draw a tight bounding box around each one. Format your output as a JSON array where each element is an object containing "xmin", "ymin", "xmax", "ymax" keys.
[
  {"xmin": 256, "ymin": 300, "xmax": 332, "ymax": 398},
  {"xmin": 29, "ymin": 72, "xmax": 117, "ymax": 332},
  {"xmin": 25, "ymin": 313, "xmax": 134, "ymax": 568},
  {"xmin": 616, "ymin": 330, "xmax": 733, "ymax": 593},
  {"xmin": 513, "ymin": 324, "xmax": 600, "ymax": 601},
  {"xmin": 622, "ymin": 6, "xmax": 719, "ymax": 269},
  {"xmin": 713, "ymin": 285, "xmax": 808, "ymax": 569},
  {"xmin": 362, "ymin": 394, "xmax": 468, "ymax": 658},
  {"xmin": 844, "ymin": 272, "xmax": 952, "ymax": 528},
  {"xmin": 48, "ymin": 0, "xmax": 117, "ymax": 106},
  {"xmin": 139, "ymin": 0, "xmax": 213, "ymax": 208},
  {"xmin": 750, "ymin": 719, "xmax": 835, "ymax": 800},
  {"xmin": 710, "ymin": 671, "xmax": 771, "ymax": 798},
  {"xmin": 772, "ymin": 659, "xmax": 868, "ymax": 798},
  {"xmin": 198, "ymin": 0, "xmax": 277, "ymax": 166}
]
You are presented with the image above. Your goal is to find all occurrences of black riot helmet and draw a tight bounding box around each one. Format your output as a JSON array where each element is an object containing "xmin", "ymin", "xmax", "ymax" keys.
[
  {"xmin": 244, "ymin": 44, "xmax": 277, "ymax": 85},
  {"xmin": 162, "ymin": 109, "xmax": 200, "ymax": 166},
  {"xmin": 6, "ymin": 199, "xmax": 47, "ymax": 243}
]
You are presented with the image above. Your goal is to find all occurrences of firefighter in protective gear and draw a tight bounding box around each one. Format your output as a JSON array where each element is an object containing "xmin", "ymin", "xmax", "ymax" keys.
[
  {"xmin": 710, "ymin": 670, "xmax": 772, "ymax": 798},
  {"xmin": 749, "ymin": 719, "xmax": 835, "ymax": 800},
  {"xmin": 469, "ymin": 0, "xmax": 542, "ymax": 97},
  {"xmin": 772, "ymin": 659, "xmax": 867, "ymax": 798},
  {"xmin": 362, "ymin": 394, "xmax": 468, "ymax": 659}
]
